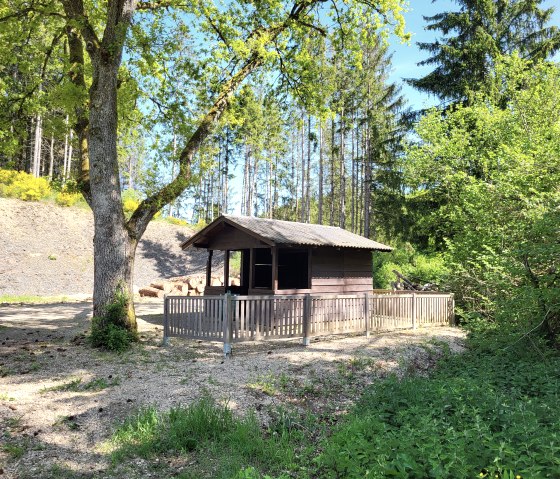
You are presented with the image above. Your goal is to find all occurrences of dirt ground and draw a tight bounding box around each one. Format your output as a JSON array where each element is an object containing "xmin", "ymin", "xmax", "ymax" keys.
[
  {"xmin": 0, "ymin": 300, "xmax": 465, "ymax": 478},
  {"xmin": 0, "ymin": 198, "xmax": 216, "ymax": 297}
]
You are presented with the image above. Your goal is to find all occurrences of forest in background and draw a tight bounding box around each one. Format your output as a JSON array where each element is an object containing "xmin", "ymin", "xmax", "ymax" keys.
[
  {"xmin": 1, "ymin": 1, "xmax": 560, "ymax": 477},
  {"xmin": 1, "ymin": 0, "xmax": 558, "ymax": 345}
]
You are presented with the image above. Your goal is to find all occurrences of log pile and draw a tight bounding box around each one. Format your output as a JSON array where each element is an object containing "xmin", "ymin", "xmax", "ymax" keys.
[{"xmin": 139, "ymin": 275, "xmax": 240, "ymax": 298}]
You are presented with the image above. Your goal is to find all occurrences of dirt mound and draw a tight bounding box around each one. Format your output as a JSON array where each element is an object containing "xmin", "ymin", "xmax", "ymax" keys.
[{"xmin": 0, "ymin": 198, "xmax": 211, "ymax": 296}]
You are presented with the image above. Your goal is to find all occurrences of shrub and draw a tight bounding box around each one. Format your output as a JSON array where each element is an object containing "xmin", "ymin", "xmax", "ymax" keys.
[
  {"xmin": 55, "ymin": 192, "xmax": 82, "ymax": 207},
  {"xmin": 0, "ymin": 169, "xmax": 50, "ymax": 201},
  {"xmin": 317, "ymin": 338, "xmax": 560, "ymax": 479},
  {"xmin": 122, "ymin": 188, "xmax": 141, "ymax": 217},
  {"xmin": 89, "ymin": 291, "xmax": 137, "ymax": 352},
  {"xmin": 165, "ymin": 216, "xmax": 188, "ymax": 226}
]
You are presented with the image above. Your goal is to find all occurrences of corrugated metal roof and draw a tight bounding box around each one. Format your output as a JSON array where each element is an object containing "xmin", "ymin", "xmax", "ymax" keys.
[{"xmin": 183, "ymin": 215, "xmax": 392, "ymax": 251}]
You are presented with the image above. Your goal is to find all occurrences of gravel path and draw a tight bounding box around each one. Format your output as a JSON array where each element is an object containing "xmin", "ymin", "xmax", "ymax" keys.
[{"xmin": 0, "ymin": 300, "xmax": 465, "ymax": 478}]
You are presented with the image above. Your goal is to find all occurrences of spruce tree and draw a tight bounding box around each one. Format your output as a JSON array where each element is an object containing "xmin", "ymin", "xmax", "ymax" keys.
[{"xmin": 407, "ymin": 0, "xmax": 560, "ymax": 103}]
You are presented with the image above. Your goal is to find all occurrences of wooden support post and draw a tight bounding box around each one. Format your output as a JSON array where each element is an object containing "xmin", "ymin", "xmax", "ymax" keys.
[
  {"xmin": 302, "ymin": 294, "xmax": 311, "ymax": 346},
  {"xmin": 448, "ymin": 295, "xmax": 455, "ymax": 326},
  {"xmin": 206, "ymin": 250, "xmax": 213, "ymax": 287},
  {"xmin": 223, "ymin": 293, "xmax": 233, "ymax": 357},
  {"xmin": 364, "ymin": 293, "xmax": 370, "ymax": 338},
  {"xmin": 224, "ymin": 249, "xmax": 230, "ymax": 289},
  {"xmin": 411, "ymin": 292, "xmax": 417, "ymax": 330},
  {"xmin": 162, "ymin": 296, "xmax": 170, "ymax": 346}
]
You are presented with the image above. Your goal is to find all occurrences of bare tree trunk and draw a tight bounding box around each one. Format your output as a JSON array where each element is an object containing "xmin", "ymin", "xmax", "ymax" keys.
[
  {"xmin": 330, "ymin": 117, "xmax": 335, "ymax": 226},
  {"xmin": 351, "ymin": 111, "xmax": 356, "ymax": 232},
  {"xmin": 339, "ymin": 108, "xmax": 346, "ymax": 229},
  {"xmin": 364, "ymin": 112, "xmax": 372, "ymax": 238},
  {"xmin": 223, "ymin": 129, "xmax": 229, "ymax": 214},
  {"xmin": 67, "ymin": 130, "xmax": 73, "ymax": 179},
  {"xmin": 305, "ymin": 114, "xmax": 311, "ymax": 223},
  {"xmin": 318, "ymin": 120, "xmax": 323, "ymax": 224},
  {"xmin": 300, "ymin": 117, "xmax": 305, "ymax": 222},
  {"xmin": 48, "ymin": 135, "xmax": 55, "ymax": 180},
  {"xmin": 32, "ymin": 114, "xmax": 42, "ymax": 177}
]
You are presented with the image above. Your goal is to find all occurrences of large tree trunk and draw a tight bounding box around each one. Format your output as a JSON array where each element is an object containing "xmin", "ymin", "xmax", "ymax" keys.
[{"xmin": 89, "ymin": 61, "xmax": 137, "ymax": 331}]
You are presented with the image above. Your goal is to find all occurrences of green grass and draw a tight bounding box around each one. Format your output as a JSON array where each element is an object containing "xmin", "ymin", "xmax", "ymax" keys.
[
  {"xmin": 106, "ymin": 332, "xmax": 560, "ymax": 479},
  {"xmin": 41, "ymin": 376, "xmax": 120, "ymax": 393},
  {"xmin": 2, "ymin": 443, "xmax": 26, "ymax": 460},
  {"xmin": 0, "ymin": 294, "xmax": 71, "ymax": 304},
  {"xmin": 109, "ymin": 395, "xmax": 316, "ymax": 478}
]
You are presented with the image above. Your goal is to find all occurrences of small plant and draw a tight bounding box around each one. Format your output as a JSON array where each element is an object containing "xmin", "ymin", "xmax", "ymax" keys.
[
  {"xmin": 2, "ymin": 443, "xmax": 25, "ymax": 460},
  {"xmin": 41, "ymin": 376, "xmax": 120, "ymax": 394},
  {"xmin": 48, "ymin": 254, "xmax": 57, "ymax": 260},
  {"xmin": 248, "ymin": 373, "xmax": 278, "ymax": 396},
  {"xmin": 55, "ymin": 191, "xmax": 82, "ymax": 207},
  {"xmin": 0, "ymin": 392, "xmax": 16, "ymax": 401},
  {"xmin": 89, "ymin": 288, "xmax": 137, "ymax": 352}
]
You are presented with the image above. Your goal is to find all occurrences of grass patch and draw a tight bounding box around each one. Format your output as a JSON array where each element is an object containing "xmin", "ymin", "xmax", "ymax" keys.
[
  {"xmin": 2, "ymin": 442, "xmax": 26, "ymax": 460},
  {"xmin": 247, "ymin": 373, "xmax": 291, "ymax": 397},
  {"xmin": 316, "ymin": 336, "xmax": 560, "ymax": 479},
  {"xmin": 109, "ymin": 396, "xmax": 316, "ymax": 478},
  {"xmin": 0, "ymin": 392, "xmax": 16, "ymax": 401},
  {"xmin": 0, "ymin": 294, "xmax": 71, "ymax": 304},
  {"xmin": 41, "ymin": 376, "xmax": 120, "ymax": 393}
]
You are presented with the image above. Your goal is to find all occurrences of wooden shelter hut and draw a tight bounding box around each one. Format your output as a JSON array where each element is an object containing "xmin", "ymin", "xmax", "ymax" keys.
[{"xmin": 181, "ymin": 215, "xmax": 392, "ymax": 296}]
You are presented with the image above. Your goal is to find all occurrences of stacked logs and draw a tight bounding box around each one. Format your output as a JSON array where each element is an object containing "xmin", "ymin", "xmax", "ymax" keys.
[{"xmin": 139, "ymin": 275, "xmax": 240, "ymax": 298}]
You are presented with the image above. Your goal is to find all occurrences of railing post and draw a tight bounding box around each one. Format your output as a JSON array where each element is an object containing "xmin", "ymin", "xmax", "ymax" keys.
[
  {"xmin": 302, "ymin": 294, "xmax": 311, "ymax": 346},
  {"xmin": 448, "ymin": 294, "xmax": 455, "ymax": 326},
  {"xmin": 223, "ymin": 292, "xmax": 233, "ymax": 357},
  {"xmin": 364, "ymin": 293, "xmax": 370, "ymax": 338},
  {"xmin": 412, "ymin": 292, "xmax": 417, "ymax": 330},
  {"xmin": 162, "ymin": 295, "xmax": 170, "ymax": 346}
]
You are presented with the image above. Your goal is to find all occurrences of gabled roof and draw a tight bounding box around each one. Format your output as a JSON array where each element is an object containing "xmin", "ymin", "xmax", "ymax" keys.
[{"xmin": 181, "ymin": 215, "xmax": 392, "ymax": 251}]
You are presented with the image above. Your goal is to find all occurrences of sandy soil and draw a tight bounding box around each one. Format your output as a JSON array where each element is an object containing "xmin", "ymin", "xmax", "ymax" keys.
[{"xmin": 0, "ymin": 300, "xmax": 465, "ymax": 478}]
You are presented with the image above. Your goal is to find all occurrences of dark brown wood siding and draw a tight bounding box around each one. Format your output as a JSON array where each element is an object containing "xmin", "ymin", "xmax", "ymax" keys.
[
  {"xmin": 205, "ymin": 224, "xmax": 269, "ymax": 250},
  {"xmin": 310, "ymin": 248, "xmax": 372, "ymax": 294}
]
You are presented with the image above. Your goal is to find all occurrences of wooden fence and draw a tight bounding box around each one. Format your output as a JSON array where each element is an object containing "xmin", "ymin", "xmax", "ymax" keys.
[{"xmin": 164, "ymin": 292, "xmax": 455, "ymax": 353}]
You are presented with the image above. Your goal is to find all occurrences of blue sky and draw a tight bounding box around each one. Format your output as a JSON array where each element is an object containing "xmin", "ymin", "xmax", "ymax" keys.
[{"xmin": 388, "ymin": 0, "xmax": 560, "ymax": 110}]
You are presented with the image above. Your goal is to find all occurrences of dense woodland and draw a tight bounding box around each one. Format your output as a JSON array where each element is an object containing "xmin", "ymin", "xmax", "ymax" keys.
[
  {"xmin": 1, "ymin": 1, "xmax": 560, "ymax": 475},
  {"xmin": 1, "ymin": 0, "xmax": 558, "ymax": 341}
]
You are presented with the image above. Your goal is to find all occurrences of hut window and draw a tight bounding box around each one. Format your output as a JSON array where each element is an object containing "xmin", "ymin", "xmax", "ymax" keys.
[
  {"xmin": 278, "ymin": 249, "xmax": 309, "ymax": 289},
  {"xmin": 253, "ymin": 248, "xmax": 272, "ymax": 289}
]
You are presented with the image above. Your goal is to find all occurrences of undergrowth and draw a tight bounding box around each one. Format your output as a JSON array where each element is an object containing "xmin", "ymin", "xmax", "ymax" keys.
[
  {"xmin": 317, "ymin": 332, "xmax": 560, "ymax": 479},
  {"xmin": 107, "ymin": 329, "xmax": 560, "ymax": 478},
  {"xmin": 110, "ymin": 396, "xmax": 314, "ymax": 478},
  {"xmin": 89, "ymin": 290, "xmax": 137, "ymax": 352}
]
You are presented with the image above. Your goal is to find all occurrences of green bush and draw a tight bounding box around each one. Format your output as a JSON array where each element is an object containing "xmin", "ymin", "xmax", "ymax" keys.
[
  {"xmin": 317, "ymin": 338, "xmax": 560, "ymax": 479},
  {"xmin": 373, "ymin": 243, "xmax": 449, "ymax": 289},
  {"xmin": 89, "ymin": 292, "xmax": 136, "ymax": 352},
  {"xmin": 0, "ymin": 169, "xmax": 50, "ymax": 201}
]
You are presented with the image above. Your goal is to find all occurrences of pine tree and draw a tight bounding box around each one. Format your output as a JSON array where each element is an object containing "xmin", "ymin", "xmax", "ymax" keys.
[{"xmin": 408, "ymin": 0, "xmax": 560, "ymax": 103}]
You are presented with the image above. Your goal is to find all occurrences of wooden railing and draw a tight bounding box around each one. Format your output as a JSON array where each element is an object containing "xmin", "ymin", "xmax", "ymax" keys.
[{"xmin": 164, "ymin": 292, "xmax": 455, "ymax": 353}]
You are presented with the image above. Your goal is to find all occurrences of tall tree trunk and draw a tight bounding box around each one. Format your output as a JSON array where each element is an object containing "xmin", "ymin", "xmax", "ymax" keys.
[
  {"xmin": 339, "ymin": 109, "xmax": 346, "ymax": 229},
  {"xmin": 330, "ymin": 117, "xmax": 335, "ymax": 226},
  {"xmin": 48, "ymin": 135, "xmax": 54, "ymax": 179},
  {"xmin": 306, "ymin": 114, "xmax": 311, "ymax": 223},
  {"xmin": 318, "ymin": 121, "xmax": 323, "ymax": 224},
  {"xmin": 89, "ymin": 61, "xmax": 137, "ymax": 331},
  {"xmin": 32, "ymin": 114, "xmax": 42, "ymax": 177},
  {"xmin": 223, "ymin": 129, "xmax": 229, "ymax": 214},
  {"xmin": 300, "ymin": 119, "xmax": 306, "ymax": 222}
]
